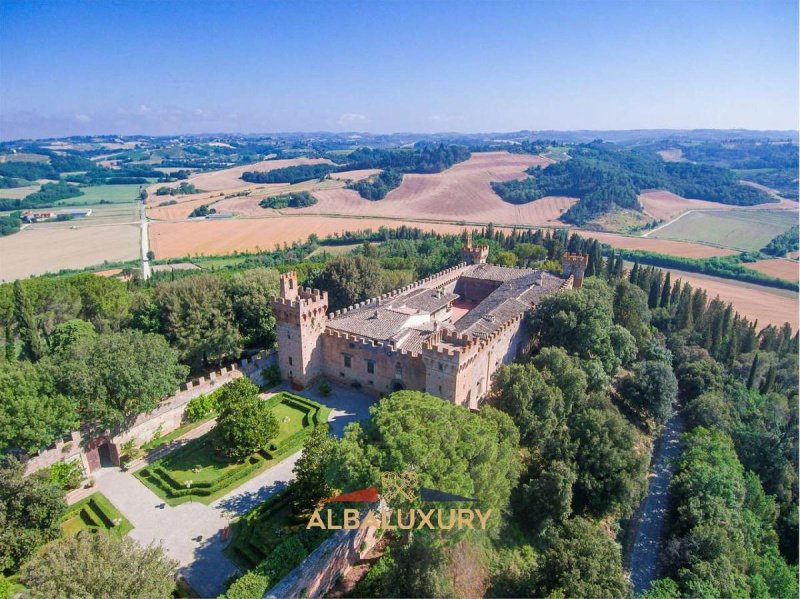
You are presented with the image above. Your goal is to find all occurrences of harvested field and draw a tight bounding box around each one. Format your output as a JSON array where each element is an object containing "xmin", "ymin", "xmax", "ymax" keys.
[
  {"xmin": 639, "ymin": 190, "xmax": 728, "ymax": 221},
  {"xmin": 146, "ymin": 157, "xmax": 333, "ymax": 194},
  {"xmin": 328, "ymin": 168, "xmax": 382, "ymax": 182},
  {"xmin": 0, "ymin": 222, "xmax": 139, "ymax": 281},
  {"xmin": 660, "ymin": 268, "xmax": 798, "ymax": 329},
  {"xmin": 0, "ymin": 184, "xmax": 40, "ymax": 200},
  {"xmin": 149, "ymin": 217, "xmax": 472, "ymax": 258},
  {"xmin": 576, "ymin": 230, "xmax": 737, "ymax": 258},
  {"xmin": 746, "ymin": 259, "xmax": 799, "ymax": 283},
  {"xmin": 649, "ymin": 209, "xmax": 797, "ymax": 252},
  {"xmin": 299, "ymin": 152, "xmax": 570, "ymax": 226}
]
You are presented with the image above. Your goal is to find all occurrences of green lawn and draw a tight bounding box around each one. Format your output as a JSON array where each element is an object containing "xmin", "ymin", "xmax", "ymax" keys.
[
  {"xmin": 651, "ymin": 209, "xmax": 798, "ymax": 252},
  {"xmin": 61, "ymin": 492, "xmax": 133, "ymax": 537},
  {"xmin": 135, "ymin": 393, "xmax": 330, "ymax": 505},
  {"xmin": 56, "ymin": 184, "xmax": 142, "ymax": 205},
  {"xmin": 141, "ymin": 417, "xmax": 213, "ymax": 451}
]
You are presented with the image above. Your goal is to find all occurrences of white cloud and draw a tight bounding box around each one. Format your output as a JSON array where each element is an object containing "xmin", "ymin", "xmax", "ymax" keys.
[
  {"xmin": 74, "ymin": 113, "xmax": 91, "ymax": 122},
  {"xmin": 139, "ymin": 104, "xmax": 151, "ymax": 113},
  {"xmin": 338, "ymin": 112, "xmax": 367, "ymax": 125}
]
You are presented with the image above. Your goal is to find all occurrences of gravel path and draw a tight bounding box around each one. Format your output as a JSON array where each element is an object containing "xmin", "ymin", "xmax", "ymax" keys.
[
  {"xmin": 628, "ymin": 407, "xmax": 684, "ymax": 595},
  {"xmin": 91, "ymin": 385, "xmax": 374, "ymax": 598}
]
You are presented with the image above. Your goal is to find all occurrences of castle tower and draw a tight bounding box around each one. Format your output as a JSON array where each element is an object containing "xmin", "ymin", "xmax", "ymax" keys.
[
  {"xmin": 272, "ymin": 272, "xmax": 328, "ymax": 389},
  {"xmin": 463, "ymin": 231, "xmax": 489, "ymax": 265},
  {"xmin": 562, "ymin": 252, "xmax": 589, "ymax": 289}
]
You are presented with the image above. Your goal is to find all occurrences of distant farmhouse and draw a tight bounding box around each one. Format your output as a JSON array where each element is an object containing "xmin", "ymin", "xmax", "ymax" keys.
[
  {"xmin": 21, "ymin": 208, "xmax": 92, "ymax": 223},
  {"xmin": 273, "ymin": 236, "xmax": 588, "ymax": 409}
]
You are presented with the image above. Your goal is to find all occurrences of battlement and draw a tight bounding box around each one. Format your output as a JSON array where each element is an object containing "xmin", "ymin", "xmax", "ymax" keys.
[
  {"xmin": 328, "ymin": 263, "xmax": 467, "ymax": 319},
  {"xmin": 274, "ymin": 271, "xmax": 328, "ymax": 313},
  {"xmin": 463, "ymin": 232, "xmax": 489, "ymax": 265},
  {"xmin": 323, "ymin": 328, "xmax": 422, "ymax": 357}
]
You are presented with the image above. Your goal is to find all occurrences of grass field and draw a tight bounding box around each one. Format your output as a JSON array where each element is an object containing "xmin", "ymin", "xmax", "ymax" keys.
[
  {"xmin": 0, "ymin": 183, "xmax": 41, "ymax": 200},
  {"xmin": 61, "ymin": 492, "xmax": 133, "ymax": 537},
  {"xmin": 650, "ymin": 209, "xmax": 798, "ymax": 252},
  {"xmin": 58, "ymin": 184, "xmax": 142, "ymax": 205}
]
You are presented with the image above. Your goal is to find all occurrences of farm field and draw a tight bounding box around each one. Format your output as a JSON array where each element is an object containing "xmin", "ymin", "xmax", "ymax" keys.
[
  {"xmin": 638, "ymin": 190, "xmax": 730, "ymax": 221},
  {"xmin": 146, "ymin": 157, "xmax": 332, "ymax": 194},
  {"xmin": 0, "ymin": 214, "xmax": 139, "ymax": 281},
  {"xmin": 746, "ymin": 258, "xmax": 799, "ymax": 283},
  {"xmin": 303, "ymin": 152, "xmax": 570, "ymax": 226},
  {"xmin": 61, "ymin": 184, "xmax": 142, "ymax": 205},
  {"xmin": 658, "ymin": 267, "xmax": 798, "ymax": 329},
  {"xmin": 149, "ymin": 216, "xmax": 472, "ymax": 258},
  {"xmin": 0, "ymin": 183, "xmax": 41, "ymax": 200},
  {"xmin": 577, "ymin": 230, "xmax": 737, "ymax": 258},
  {"xmin": 649, "ymin": 209, "xmax": 798, "ymax": 252}
]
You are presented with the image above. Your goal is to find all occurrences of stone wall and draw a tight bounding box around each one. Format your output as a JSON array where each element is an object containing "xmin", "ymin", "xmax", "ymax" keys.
[
  {"xmin": 264, "ymin": 508, "xmax": 381, "ymax": 599},
  {"xmin": 23, "ymin": 351, "xmax": 274, "ymax": 476}
]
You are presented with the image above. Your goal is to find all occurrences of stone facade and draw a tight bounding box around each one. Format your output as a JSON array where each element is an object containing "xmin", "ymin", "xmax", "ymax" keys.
[{"xmin": 274, "ymin": 244, "xmax": 586, "ymax": 409}]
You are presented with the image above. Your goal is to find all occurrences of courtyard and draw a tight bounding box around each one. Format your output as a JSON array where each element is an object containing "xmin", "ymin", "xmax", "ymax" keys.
[{"xmin": 81, "ymin": 384, "xmax": 374, "ymax": 597}]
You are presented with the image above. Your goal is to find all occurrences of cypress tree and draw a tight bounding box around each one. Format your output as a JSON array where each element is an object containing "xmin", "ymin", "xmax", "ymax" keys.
[
  {"xmin": 759, "ymin": 364, "xmax": 776, "ymax": 394},
  {"xmin": 13, "ymin": 281, "xmax": 44, "ymax": 362},
  {"xmin": 613, "ymin": 255, "xmax": 624, "ymax": 278},
  {"xmin": 3, "ymin": 325, "xmax": 14, "ymax": 362},
  {"xmin": 660, "ymin": 272, "xmax": 672, "ymax": 308},
  {"xmin": 676, "ymin": 284, "xmax": 694, "ymax": 329},
  {"xmin": 746, "ymin": 353, "xmax": 760, "ymax": 390},
  {"xmin": 629, "ymin": 259, "xmax": 640, "ymax": 285},
  {"xmin": 648, "ymin": 275, "xmax": 661, "ymax": 309},
  {"xmin": 725, "ymin": 327, "xmax": 740, "ymax": 367},
  {"xmin": 669, "ymin": 279, "xmax": 682, "ymax": 310}
]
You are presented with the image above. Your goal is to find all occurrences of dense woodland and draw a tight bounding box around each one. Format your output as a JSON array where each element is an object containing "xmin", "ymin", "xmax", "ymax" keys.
[
  {"xmin": 491, "ymin": 143, "xmax": 778, "ymax": 225},
  {"xmin": 1, "ymin": 224, "xmax": 796, "ymax": 598},
  {"xmin": 241, "ymin": 164, "xmax": 336, "ymax": 184}
]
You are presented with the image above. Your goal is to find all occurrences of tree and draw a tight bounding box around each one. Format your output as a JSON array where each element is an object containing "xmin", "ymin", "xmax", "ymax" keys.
[
  {"xmin": 617, "ymin": 360, "xmax": 678, "ymax": 424},
  {"xmin": 613, "ymin": 279, "xmax": 652, "ymax": 346},
  {"xmin": 214, "ymin": 377, "xmax": 278, "ymax": 459},
  {"xmin": 226, "ymin": 268, "xmax": 280, "ymax": 348},
  {"xmin": 0, "ymin": 361, "xmax": 77, "ymax": 454},
  {"xmin": 0, "ymin": 457, "xmax": 66, "ymax": 572},
  {"xmin": 746, "ymin": 352, "xmax": 761, "ymax": 390},
  {"xmin": 328, "ymin": 391, "xmax": 520, "ymax": 521},
  {"xmin": 493, "ymin": 251, "xmax": 517, "ymax": 267},
  {"xmin": 51, "ymin": 329, "xmax": 188, "ymax": 429},
  {"xmin": 312, "ymin": 255, "xmax": 383, "ymax": 311},
  {"xmin": 155, "ymin": 274, "xmax": 242, "ymax": 368},
  {"xmin": 13, "ymin": 281, "xmax": 44, "ymax": 361},
  {"xmin": 570, "ymin": 407, "xmax": 648, "ymax": 518},
  {"xmin": 20, "ymin": 532, "xmax": 177, "ymax": 599},
  {"xmin": 528, "ymin": 278, "xmax": 623, "ymax": 375},
  {"xmin": 225, "ymin": 571, "xmax": 269, "ymax": 599},
  {"xmin": 47, "ymin": 318, "xmax": 95, "ymax": 355},
  {"xmin": 291, "ymin": 424, "xmax": 334, "ymax": 514},
  {"xmin": 660, "ymin": 272, "xmax": 672, "ymax": 308},
  {"xmin": 533, "ymin": 516, "xmax": 630, "ymax": 598}
]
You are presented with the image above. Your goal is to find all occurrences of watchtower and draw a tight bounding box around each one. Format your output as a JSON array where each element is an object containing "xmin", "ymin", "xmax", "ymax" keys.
[
  {"xmin": 562, "ymin": 253, "xmax": 589, "ymax": 289},
  {"xmin": 272, "ymin": 272, "xmax": 328, "ymax": 389},
  {"xmin": 463, "ymin": 232, "xmax": 489, "ymax": 265}
]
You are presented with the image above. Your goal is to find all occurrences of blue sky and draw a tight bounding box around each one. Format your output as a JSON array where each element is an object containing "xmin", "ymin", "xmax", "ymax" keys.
[{"xmin": 0, "ymin": 0, "xmax": 797, "ymax": 139}]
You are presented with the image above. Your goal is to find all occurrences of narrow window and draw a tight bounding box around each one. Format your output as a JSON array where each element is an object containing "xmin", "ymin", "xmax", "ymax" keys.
[
  {"xmin": 438, "ymin": 363, "xmax": 444, "ymax": 372},
  {"xmin": 288, "ymin": 357, "xmax": 293, "ymax": 366},
  {"xmin": 344, "ymin": 354, "xmax": 352, "ymax": 368},
  {"xmin": 367, "ymin": 360, "xmax": 375, "ymax": 374}
]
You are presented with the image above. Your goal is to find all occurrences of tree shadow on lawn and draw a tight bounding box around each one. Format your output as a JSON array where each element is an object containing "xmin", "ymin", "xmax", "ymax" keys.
[{"xmin": 214, "ymin": 480, "xmax": 289, "ymax": 519}]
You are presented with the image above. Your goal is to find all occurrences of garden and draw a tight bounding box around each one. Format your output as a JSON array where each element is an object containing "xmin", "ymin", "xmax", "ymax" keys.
[
  {"xmin": 134, "ymin": 391, "xmax": 330, "ymax": 505},
  {"xmin": 61, "ymin": 492, "xmax": 133, "ymax": 537}
]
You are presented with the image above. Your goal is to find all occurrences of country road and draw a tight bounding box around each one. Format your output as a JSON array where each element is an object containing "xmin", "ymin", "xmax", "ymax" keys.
[
  {"xmin": 627, "ymin": 407, "xmax": 685, "ymax": 595},
  {"xmin": 140, "ymin": 201, "xmax": 151, "ymax": 279}
]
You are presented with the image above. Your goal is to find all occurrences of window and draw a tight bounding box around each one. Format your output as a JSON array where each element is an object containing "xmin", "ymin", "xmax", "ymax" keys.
[
  {"xmin": 367, "ymin": 360, "xmax": 375, "ymax": 374},
  {"xmin": 438, "ymin": 385, "xmax": 443, "ymax": 394},
  {"xmin": 343, "ymin": 354, "xmax": 352, "ymax": 368},
  {"xmin": 438, "ymin": 363, "xmax": 444, "ymax": 372},
  {"xmin": 287, "ymin": 332, "xmax": 291, "ymax": 339},
  {"xmin": 349, "ymin": 342, "xmax": 355, "ymax": 349},
  {"xmin": 288, "ymin": 357, "xmax": 293, "ymax": 366},
  {"xmin": 395, "ymin": 362, "xmax": 402, "ymax": 377}
]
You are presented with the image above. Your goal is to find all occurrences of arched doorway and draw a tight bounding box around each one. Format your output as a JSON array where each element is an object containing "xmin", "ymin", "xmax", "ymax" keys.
[{"xmin": 392, "ymin": 381, "xmax": 405, "ymax": 392}]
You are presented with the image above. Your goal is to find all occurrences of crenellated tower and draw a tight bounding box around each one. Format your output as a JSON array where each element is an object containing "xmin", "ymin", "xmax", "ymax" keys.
[
  {"xmin": 562, "ymin": 252, "xmax": 589, "ymax": 289},
  {"xmin": 272, "ymin": 272, "xmax": 328, "ymax": 389},
  {"xmin": 463, "ymin": 232, "xmax": 489, "ymax": 265}
]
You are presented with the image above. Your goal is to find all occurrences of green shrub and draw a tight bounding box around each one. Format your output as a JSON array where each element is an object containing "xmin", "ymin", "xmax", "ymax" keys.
[
  {"xmin": 256, "ymin": 536, "xmax": 308, "ymax": 582},
  {"xmin": 225, "ymin": 571, "xmax": 270, "ymax": 599},
  {"xmin": 261, "ymin": 364, "xmax": 281, "ymax": 389},
  {"xmin": 317, "ymin": 380, "xmax": 332, "ymax": 396},
  {"xmin": 184, "ymin": 390, "xmax": 221, "ymax": 422},
  {"xmin": 48, "ymin": 460, "xmax": 84, "ymax": 491}
]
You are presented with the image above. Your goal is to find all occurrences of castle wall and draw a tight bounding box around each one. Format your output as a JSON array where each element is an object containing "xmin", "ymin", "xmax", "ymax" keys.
[{"xmin": 321, "ymin": 332, "xmax": 425, "ymax": 396}]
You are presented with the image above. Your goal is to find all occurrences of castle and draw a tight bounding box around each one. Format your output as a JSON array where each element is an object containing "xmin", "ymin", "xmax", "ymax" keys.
[{"xmin": 272, "ymin": 237, "xmax": 587, "ymax": 410}]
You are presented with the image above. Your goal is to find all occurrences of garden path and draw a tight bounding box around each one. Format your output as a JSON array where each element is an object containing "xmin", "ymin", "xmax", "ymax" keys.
[{"xmin": 91, "ymin": 384, "xmax": 375, "ymax": 598}]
